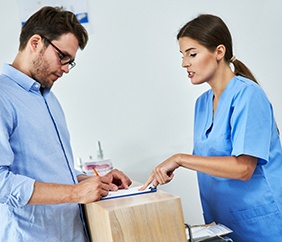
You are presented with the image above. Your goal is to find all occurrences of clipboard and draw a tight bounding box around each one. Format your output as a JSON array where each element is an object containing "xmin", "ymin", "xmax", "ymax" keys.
[
  {"xmin": 101, "ymin": 185, "xmax": 157, "ymax": 200},
  {"xmin": 185, "ymin": 223, "xmax": 233, "ymax": 242}
]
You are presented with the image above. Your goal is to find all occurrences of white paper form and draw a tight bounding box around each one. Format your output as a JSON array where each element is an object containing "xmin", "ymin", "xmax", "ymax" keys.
[{"xmin": 101, "ymin": 185, "xmax": 157, "ymax": 200}]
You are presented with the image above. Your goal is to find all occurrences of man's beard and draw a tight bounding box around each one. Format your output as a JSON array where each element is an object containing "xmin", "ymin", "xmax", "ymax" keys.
[{"xmin": 31, "ymin": 50, "xmax": 53, "ymax": 89}]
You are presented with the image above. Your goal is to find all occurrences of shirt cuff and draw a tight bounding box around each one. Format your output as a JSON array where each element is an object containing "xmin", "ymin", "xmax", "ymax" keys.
[{"xmin": 6, "ymin": 174, "xmax": 35, "ymax": 208}]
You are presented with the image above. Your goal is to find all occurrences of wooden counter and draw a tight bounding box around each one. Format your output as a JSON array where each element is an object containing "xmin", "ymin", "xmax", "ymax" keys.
[{"xmin": 84, "ymin": 184, "xmax": 187, "ymax": 242}]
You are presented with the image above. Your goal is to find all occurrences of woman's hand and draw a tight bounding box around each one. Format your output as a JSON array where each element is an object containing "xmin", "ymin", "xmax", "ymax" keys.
[{"xmin": 139, "ymin": 154, "xmax": 180, "ymax": 190}]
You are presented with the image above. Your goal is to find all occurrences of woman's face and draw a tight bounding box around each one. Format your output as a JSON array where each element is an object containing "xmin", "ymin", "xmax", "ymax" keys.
[{"xmin": 179, "ymin": 37, "xmax": 218, "ymax": 85}]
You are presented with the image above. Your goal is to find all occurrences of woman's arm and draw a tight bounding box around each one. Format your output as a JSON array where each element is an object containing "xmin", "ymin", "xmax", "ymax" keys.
[{"xmin": 141, "ymin": 154, "xmax": 258, "ymax": 189}]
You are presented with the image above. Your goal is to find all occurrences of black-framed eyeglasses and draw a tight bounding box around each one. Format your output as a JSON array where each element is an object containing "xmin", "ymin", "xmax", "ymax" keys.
[{"xmin": 41, "ymin": 35, "xmax": 76, "ymax": 70}]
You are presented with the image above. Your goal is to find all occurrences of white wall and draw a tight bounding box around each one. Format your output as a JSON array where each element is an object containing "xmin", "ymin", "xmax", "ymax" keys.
[{"xmin": 1, "ymin": 0, "xmax": 282, "ymax": 225}]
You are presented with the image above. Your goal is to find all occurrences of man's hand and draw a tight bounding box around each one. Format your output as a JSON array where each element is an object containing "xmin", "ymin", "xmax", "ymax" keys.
[
  {"xmin": 105, "ymin": 169, "xmax": 132, "ymax": 190},
  {"xmin": 29, "ymin": 169, "xmax": 132, "ymax": 205},
  {"xmin": 72, "ymin": 175, "xmax": 112, "ymax": 203}
]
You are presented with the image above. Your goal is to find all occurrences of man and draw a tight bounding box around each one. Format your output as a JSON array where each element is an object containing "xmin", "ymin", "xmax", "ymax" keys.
[{"xmin": 0, "ymin": 6, "xmax": 131, "ymax": 241}]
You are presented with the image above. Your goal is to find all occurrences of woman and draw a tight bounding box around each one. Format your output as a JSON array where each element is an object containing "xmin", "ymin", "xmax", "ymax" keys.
[{"xmin": 141, "ymin": 14, "xmax": 282, "ymax": 241}]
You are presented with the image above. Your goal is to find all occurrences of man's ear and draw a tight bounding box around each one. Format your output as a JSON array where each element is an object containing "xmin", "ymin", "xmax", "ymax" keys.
[
  {"xmin": 215, "ymin": 44, "xmax": 226, "ymax": 61},
  {"xmin": 28, "ymin": 34, "xmax": 43, "ymax": 53}
]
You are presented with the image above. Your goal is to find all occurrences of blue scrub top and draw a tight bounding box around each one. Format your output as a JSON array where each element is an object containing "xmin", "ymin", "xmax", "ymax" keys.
[{"xmin": 193, "ymin": 76, "xmax": 282, "ymax": 241}]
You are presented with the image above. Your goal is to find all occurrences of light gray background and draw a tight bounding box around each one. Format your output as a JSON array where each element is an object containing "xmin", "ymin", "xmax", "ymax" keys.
[{"xmin": 1, "ymin": 0, "xmax": 281, "ymax": 224}]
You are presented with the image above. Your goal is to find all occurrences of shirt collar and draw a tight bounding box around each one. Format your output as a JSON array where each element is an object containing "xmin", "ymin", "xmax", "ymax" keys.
[{"xmin": 2, "ymin": 63, "xmax": 46, "ymax": 93}]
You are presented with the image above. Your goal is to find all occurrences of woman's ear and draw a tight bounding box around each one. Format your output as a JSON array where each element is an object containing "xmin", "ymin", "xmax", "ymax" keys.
[{"xmin": 215, "ymin": 44, "xmax": 226, "ymax": 61}]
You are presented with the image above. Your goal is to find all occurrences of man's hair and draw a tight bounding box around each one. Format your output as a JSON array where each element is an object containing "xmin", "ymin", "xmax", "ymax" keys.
[{"xmin": 19, "ymin": 6, "xmax": 88, "ymax": 51}]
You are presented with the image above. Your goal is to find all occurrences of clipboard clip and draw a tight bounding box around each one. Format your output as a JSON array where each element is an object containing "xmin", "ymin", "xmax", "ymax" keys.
[
  {"xmin": 185, "ymin": 223, "xmax": 194, "ymax": 242},
  {"xmin": 148, "ymin": 185, "xmax": 157, "ymax": 191}
]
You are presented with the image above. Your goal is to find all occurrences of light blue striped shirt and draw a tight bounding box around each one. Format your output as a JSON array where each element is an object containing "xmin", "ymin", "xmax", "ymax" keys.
[{"xmin": 0, "ymin": 64, "xmax": 88, "ymax": 241}]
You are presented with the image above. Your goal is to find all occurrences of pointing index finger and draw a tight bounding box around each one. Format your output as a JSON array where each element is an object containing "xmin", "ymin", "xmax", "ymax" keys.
[{"xmin": 139, "ymin": 173, "xmax": 155, "ymax": 191}]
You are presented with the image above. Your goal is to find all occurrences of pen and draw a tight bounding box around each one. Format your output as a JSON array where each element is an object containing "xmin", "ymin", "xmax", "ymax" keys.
[{"xmin": 93, "ymin": 168, "xmax": 99, "ymax": 176}]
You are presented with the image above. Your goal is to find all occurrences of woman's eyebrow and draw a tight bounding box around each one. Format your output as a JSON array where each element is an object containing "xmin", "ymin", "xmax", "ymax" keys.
[
  {"xmin": 180, "ymin": 47, "xmax": 196, "ymax": 54},
  {"xmin": 185, "ymin": 47, "xmax": 196, "ymax": 53}
]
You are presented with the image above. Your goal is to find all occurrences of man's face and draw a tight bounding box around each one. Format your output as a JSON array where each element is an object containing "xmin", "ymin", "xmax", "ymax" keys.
[{"xmin": 31, "ymin": 33, "xmax": 79, "ymax": 89}]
